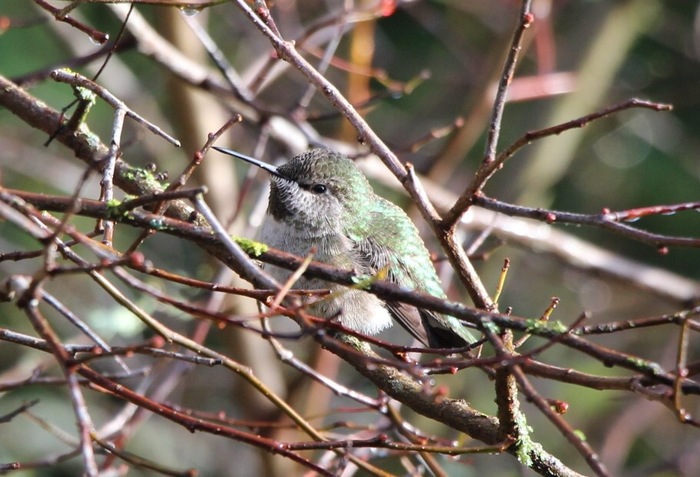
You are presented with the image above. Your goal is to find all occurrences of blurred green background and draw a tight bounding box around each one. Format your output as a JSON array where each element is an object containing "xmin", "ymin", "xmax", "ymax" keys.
[{"xmin": 1, "ymin": 1, "xmax": 699, "ymax": 476}]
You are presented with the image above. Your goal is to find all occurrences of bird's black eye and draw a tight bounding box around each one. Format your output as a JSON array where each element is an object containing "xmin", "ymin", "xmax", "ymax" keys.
[{"xmin": 310, "ymin": 184, "xmax": 327, "ymax": 194}]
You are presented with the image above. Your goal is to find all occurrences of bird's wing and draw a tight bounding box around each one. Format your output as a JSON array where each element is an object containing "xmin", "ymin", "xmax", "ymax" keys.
[
  {"xmin": 352, "ymin": 237, "xmax": 468, "ymax": 348},
  {"xmin": 385, "ymin": 302, "xmax": 469, "ymax": 348}
]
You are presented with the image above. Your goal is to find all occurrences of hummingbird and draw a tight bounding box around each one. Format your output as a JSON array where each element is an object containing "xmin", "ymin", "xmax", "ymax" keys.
[{"xmin": 214, "ymin": 147, "xmax": 477, "ymax": 349}]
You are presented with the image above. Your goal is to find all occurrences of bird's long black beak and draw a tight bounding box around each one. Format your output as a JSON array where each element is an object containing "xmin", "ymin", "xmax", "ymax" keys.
[{"xmin": 212, "ymin": 146, "xmax": 288, "ymax": 180}]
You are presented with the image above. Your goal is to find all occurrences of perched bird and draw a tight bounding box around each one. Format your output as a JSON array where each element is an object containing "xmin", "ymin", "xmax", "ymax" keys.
[{"xmin": 214, "ymin": 147, "xmax": 477, "ymax": 348}]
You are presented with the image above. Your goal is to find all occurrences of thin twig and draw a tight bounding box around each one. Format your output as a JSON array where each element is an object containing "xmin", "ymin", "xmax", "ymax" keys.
[
  {"xmin": 50, "ymin": 69, "xmax": 181, "ymax": 146},
  {"xmin": 473, "ymin": 194, "xmax": 700, "ymax": 248},
  {"xmin": 33, "ymin": 0, "xmax": 109, "ymax": 44},
  {"xmin": 443, "ymin": 0, "xmax": 534, "ymax": 229},
  {"xmin": 98, "ymin": 107, "xmax": 125, "ymax": 245},
  {"xmin": 22, "ymin": 301, "xmax": 99, "ymax": 476}
]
